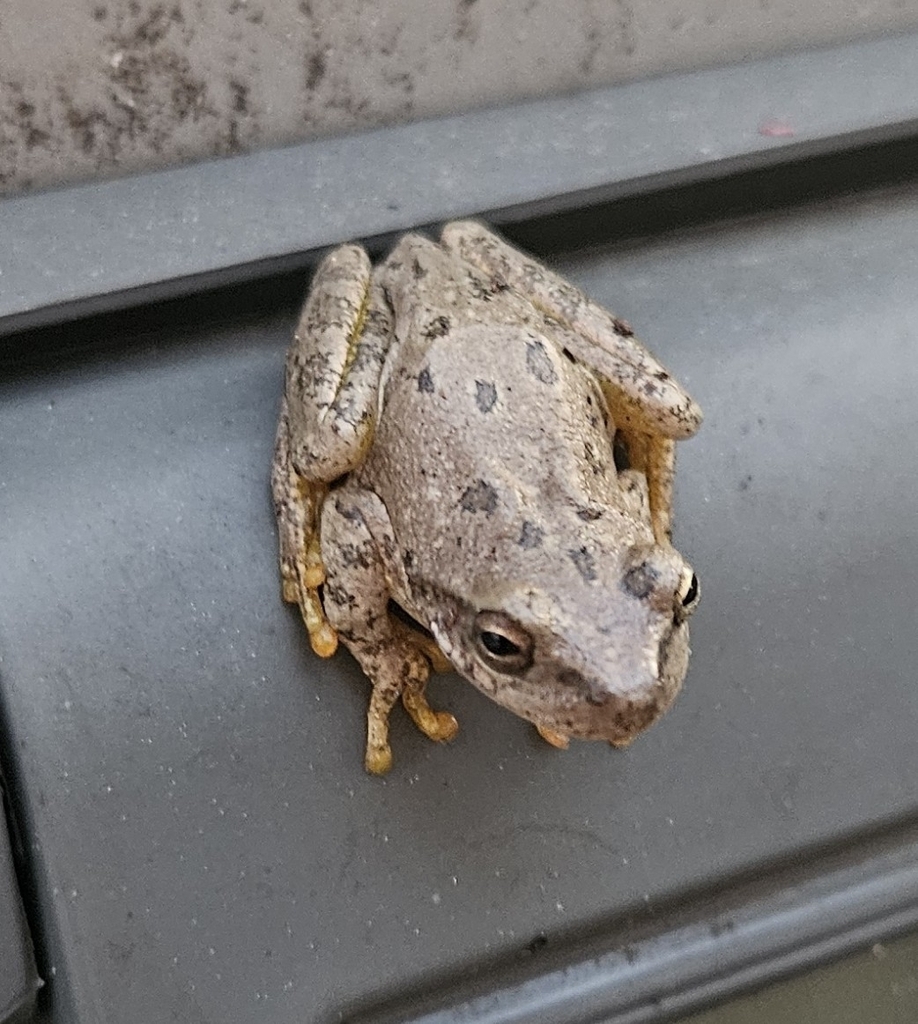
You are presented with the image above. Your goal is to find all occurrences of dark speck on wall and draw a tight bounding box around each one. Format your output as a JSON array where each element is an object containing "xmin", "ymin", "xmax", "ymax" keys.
[{"xmin": 305, "ymin": 52, "xmax": 326, "ymax": 90}]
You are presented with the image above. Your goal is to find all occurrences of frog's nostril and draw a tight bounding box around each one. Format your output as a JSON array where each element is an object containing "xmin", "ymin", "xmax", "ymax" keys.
[
  {"xmin": 559, "ymin": 670, "xmax": 610, "ymax": 706},
  {"xmin": 558, "ymin": 668, "xmax": 586, "ymax": 690}
]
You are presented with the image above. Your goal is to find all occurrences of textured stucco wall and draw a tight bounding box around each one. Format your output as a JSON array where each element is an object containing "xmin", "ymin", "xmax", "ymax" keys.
[{"xmin": 1, "ymin": 0, "xmax": 917, "ymax": 196}]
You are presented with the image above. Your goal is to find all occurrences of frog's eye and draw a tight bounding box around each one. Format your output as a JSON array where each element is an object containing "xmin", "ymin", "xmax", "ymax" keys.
[
  {"xmin": 674, "ymin": 568, "xmax": 700, "ymax": 622},
  {"xmin": 473, "ymin": 611, "xmax": 534, "ymax": 674}
]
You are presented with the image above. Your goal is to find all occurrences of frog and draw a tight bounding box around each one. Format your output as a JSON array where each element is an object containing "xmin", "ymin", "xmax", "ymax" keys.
[{"xmin": 271, "ymin": 220, "xmax": 702, "ymax": 774}]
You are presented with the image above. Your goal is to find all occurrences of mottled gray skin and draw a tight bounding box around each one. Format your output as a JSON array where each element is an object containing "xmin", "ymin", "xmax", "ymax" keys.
[{"xmin": 272, "ymin": 221, "xmax": 702, "ymax": 773}]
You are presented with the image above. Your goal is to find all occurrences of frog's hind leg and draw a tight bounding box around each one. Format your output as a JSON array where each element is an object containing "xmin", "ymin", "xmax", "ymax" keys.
[
  {"xmin": 440, "ymin": 220, "xmax": 702, "ymax": 442},
  {"xmin": 441, "ymin": 220, "xmax": 694, "ymax": 545},
  {"xmin": 273, "ymin": 244, "xmax": 393, "ymax": 658},
  {"xmin": 272, "ymin": 400, "xmax": 337, "ymax": 656}
]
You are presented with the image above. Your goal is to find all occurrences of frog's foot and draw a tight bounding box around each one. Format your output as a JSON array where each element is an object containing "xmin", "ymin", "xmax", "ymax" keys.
[
  {"xmin": 366, "ymin": 680, "xmax": 401, "ymax": 775},
  {"xmin": 284, "ymin": 535, "xmax": 338, "ymax": 658},
  {"xmin": 299, "ymin": 586, "xmax": 338, "ymax": 658},
  {"xmin": 402, "ymin": 676, "xmax": 459, "ymax": 744},
  {"xmin": 364, "ymin": 650, "xmax": 437, "ymax": 773},
  {"xmin": 609, "ymin": 734, "xmax": 637, "ymax": 750},
  {"xmin": 536, "ymin": 724, "xmax": 570, "ymax": 749}
]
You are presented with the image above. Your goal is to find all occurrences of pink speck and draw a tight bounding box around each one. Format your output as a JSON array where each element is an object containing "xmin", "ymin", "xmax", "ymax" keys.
[{"xmin": 758, "ymin": 118, "xmax": 796, "ymax": 138}]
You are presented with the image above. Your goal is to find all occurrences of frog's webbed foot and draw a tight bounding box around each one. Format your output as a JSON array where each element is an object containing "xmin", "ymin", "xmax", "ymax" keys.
[
  {"xmin": 273, "ymin": 243, "xmax": 395, "ymax": 657},
  {"xmin": 321, "ymin": 488, "xmax": 458, "ymax": 774}
]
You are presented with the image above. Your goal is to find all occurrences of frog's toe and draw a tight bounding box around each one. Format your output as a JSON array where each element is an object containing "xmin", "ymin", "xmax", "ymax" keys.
[
  {"xmin": 298, "ymin": 587, "xmax": 338, "ymax": 657},
  {"xmin": 609, "ymin": 734, "xmax": 637, "ymax": 750},
  {"xmin": 309, "ymin": 620, "xmax": 338, "ymax": 658},
  {"xmin": 303, "ymin": 532, "xmax": 326, "ymax": 589},
  {"xmin": 365, "ymin": 742, "xmax": 393, "ymax": 775},
  {"xmin": 401, "ymin": 685, "xmax": 459, "ymax": 744},
  {"xmin": 425, "ymin": 710, "xmax": 459, "ymax": 743},
  {"xmin": 537, "ymin": 725, "xmax": 570, "ymax": 749}
]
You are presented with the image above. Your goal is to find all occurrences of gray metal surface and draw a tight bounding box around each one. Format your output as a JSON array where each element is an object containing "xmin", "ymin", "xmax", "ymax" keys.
[
  {"xmin": 1, "ymin": 175, "xmax": 917, "ymax": 1023},
  {"xmin": 350, "ymin": 826, "xmax": 918, "ymax": 1024},
  {"xmin": 3, "ymin": 30, "xmax": 918, "ymax": 337},
  {"xmin": 0, "ymin": 787, "xmax": 38, "ymax": 1023}
]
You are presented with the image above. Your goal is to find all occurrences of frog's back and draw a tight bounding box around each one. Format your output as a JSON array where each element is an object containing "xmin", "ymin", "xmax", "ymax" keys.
[{"xmin": 359, "ymin": 319, "xmax": 622, "ymax": 565}]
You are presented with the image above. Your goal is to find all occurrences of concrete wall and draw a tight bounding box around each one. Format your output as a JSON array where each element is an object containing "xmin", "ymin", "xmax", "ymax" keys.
[{"xmin": 2, "ymin": 0, "xmax": 917, "ymax": 196}]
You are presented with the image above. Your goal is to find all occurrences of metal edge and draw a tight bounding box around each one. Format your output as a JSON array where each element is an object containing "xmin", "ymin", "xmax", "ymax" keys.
[
  {"xmin": 2, "ymin": 31, "xmax": 918, "ymax": 337},
  {"xmin": 0, "ymin": 775, "xmax": 41, "ymax": 1022},
  {"xmin": 339, "ymin": 818, "xmax": 918, "ymax": 1024}
]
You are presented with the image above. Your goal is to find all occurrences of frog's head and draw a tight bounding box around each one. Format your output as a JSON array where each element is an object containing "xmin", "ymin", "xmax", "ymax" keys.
[{"xmin": 428, "ymin": 534, "xmax": 700, "ymax": 746}]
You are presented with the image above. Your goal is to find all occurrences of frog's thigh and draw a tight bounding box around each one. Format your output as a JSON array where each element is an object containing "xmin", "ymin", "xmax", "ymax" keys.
[
  {"xmin": 271, "ymin": 397, "xmax": 337, "ymax": 656},
  {"xmin": 643, "ymin": 435, "xmax": 676, "ymax": 544},
  {"xmin": 278, "ymin": 249, "xmax": 393, "ymax": 656},
  {"xmin": 441, "ymin": 220, "xmax": 702, "ymax": 441},
  {"xmin": 321, "ymin": 489, "xmax": 456, "ymax": 773},
  {"xmin": 285, "ymin": 247, "xmax": 392, "ymax": 483},
  {"xmin": 597, "ymin": 380, "xmax": 675, "ymax": 544}
]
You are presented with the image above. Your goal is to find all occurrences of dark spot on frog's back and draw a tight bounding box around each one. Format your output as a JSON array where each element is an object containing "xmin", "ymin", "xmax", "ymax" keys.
[
  {"xmin": 475, "ymin": 380, "xmax": 497, "ymax": 413},
  {"xmin": 417, "ymin": 367, "xmax": 435, "ymax": 393},
  {"xmin": 622, "ymin": 561, "xmax": 660, "ymax": 600},
  {"xmin": 518, "ymin": 520, "xmax": 544, "ymax": 549},
  {"xmin": 525, "ymin": 339, "xmax": 558, "ymax": 385},
  {"xmin": 612, "ymin": 317, "xmax": 634, "ymax": 338},
  {"xmin": 423, "ymin": 315, "xmax": 451, "ymax": 339},
  {"xmin": 412, "ymin": 257, "xmax": 428, "ymax": 279},
  {"xmin": 583, "ymin": 441, "xmax": 603, "ymax": 475},
  {"xmin": 576, "ymin": 506, "xmax": 603, "ymax": 522},
  {"xmin": 569, "ymin": 546, "xmax": 597, "ymax": 582},
  {"xmin": 460, "ymin": 480, "xmax": 498, "ymax": 516}
]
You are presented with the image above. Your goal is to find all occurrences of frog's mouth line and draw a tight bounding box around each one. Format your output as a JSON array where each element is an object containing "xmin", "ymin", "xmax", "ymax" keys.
[{"xmin": 393, "ymin": 596, "xmax": 683, "ymax": 743}]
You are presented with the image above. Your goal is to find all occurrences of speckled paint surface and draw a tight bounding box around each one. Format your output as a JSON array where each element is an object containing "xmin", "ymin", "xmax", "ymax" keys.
[{"xmin": 2, "ymin": 0, "xmax": 918, "ymax": 195}]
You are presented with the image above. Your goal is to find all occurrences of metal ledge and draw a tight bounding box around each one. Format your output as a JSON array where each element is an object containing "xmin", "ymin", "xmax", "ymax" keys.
[
  {"xmin": 345, "ymin": 820, "xmax": 918, "ymax": 1024},
  {"xmin": 2, "ymin": 30, "xmax": 918, "ymax": 337}
]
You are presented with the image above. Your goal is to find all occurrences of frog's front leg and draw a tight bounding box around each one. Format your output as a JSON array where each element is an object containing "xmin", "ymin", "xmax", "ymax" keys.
[
  {"xmin": 321, "ymin": 486, "xmax": 459, "ymax": 774},
  {"xmin": 272, "ymin": 243, "xmax": 392, "ymax": 657}
]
